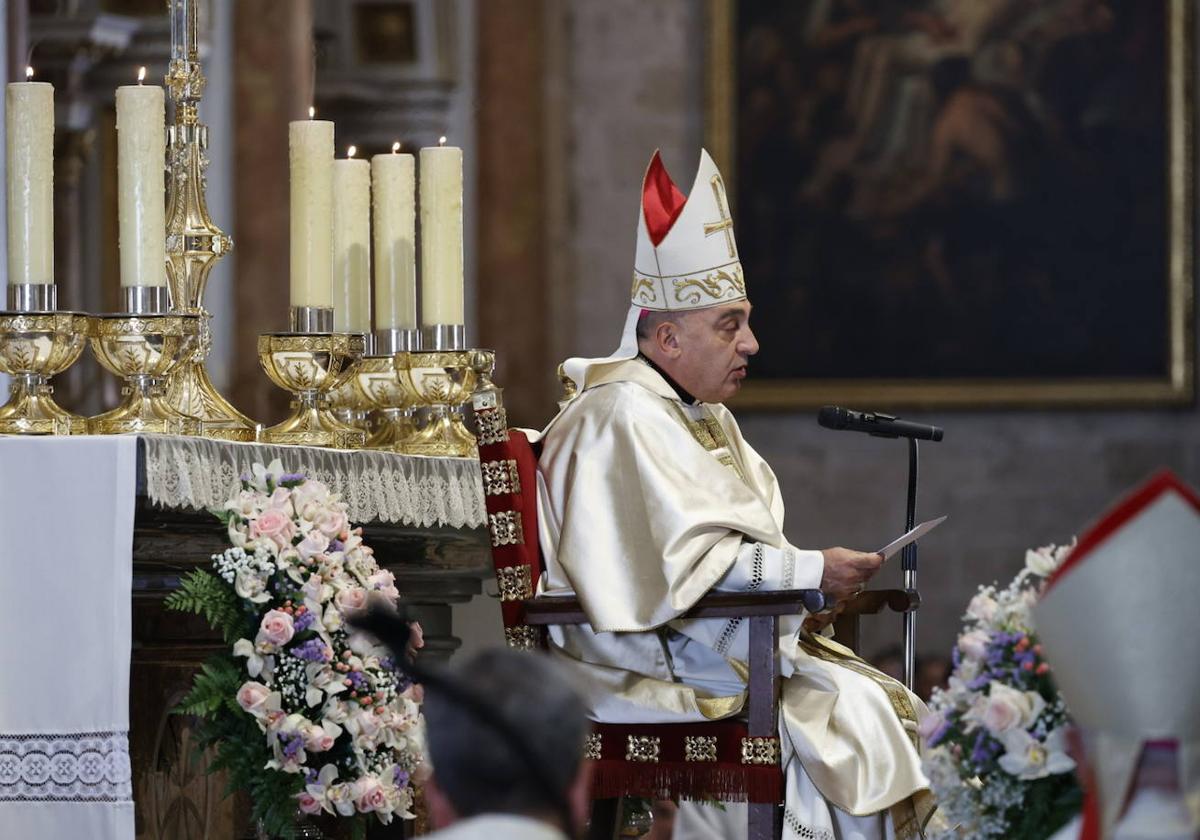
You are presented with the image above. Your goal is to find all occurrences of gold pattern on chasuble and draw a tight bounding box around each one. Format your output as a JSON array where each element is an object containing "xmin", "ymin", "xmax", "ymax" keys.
[
  {"xmin": 495, "ymin": 565, "xmax": 533, "ymax": 601},
  {"xmin": 684, "ymin": 736, "xmax": 718, "ymax": 763},
  {"xmin": 481, "ymin": 459, "xmax": 521, "ymax": 496},
  {"xmin": 625, "ymin": 735, "xmax": 661, "ymax": 763},
  {"xmin": 675, "ymin": 404, "xmax": 747, "ymax": 483},
  {"xmin": 583, "ymin": 733, "xmax": 602, "ymax": 761}
]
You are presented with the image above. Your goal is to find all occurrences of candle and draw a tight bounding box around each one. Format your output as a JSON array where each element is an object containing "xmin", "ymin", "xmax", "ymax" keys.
[
  {"xmin": 6, "ymin": 73, "xmax": 54, "ymax": 286},
  {"xmin": 371, "ymin": 143, "xmax": 416, "ymax": 331},
  {"xmin": 115, "ymin": 69, "xmax": 166, "ymax": 287},
  {"xmin": 418, "ymin": 139, "xmax": 464, "ymax": 325},
  {"xmin": 332, "ymin": 146, "xmax": 371, "ymax": 333},
  {"xmin": 289, "ymin": 114, "xmax": 334, "ymax": 308}
]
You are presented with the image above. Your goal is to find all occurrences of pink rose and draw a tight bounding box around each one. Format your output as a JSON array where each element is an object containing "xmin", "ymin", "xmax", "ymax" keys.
[
  {"xmin": 251, "ymin": 508, "xmax": 295, "ymax": 551},
  {"xmin": 958, "ymin": 628, "xmax": 990, "ymax": 661},
  {"xmin": 334, "ymin": 587, "xmax": 368, "ymax": 613},
  {"xmin": 257, "ymin": 609, "xmax": 295, "ymax": 647},
  {"xmin": 302, "ymin": 723, "xmax": 335, "ymax": 753},
  {"xmin": 354, "ymin": 776, "xmax": 387, "ymax": 814},
  {"xmin": 267, "ymin": 486, "xmax": 294, "ymax": 513},
  {"xmin": 980, "ymin": 683, "xmax": 1044, "ymax": 736},
  {"xmin": 237, "ymin": 681, "xmax": 272, "ymax": 717},
  {"xmin": 367, "ymin": 570, "xmax": 399, "ymax": 599},
  {"xmin": 317, "ymin": 510, "xmax": 348, "ymax": 538},
  {"xmin": 297, "ymin": 792, "xmax": 323, "ymax": 815},
  {"xmin": 966, "ymin": 592, "xmax": 997, "ymax": 623},
  {"xmin": 298, "ymin": 530, "xmax": 330, "ymax": 561},
  {"xmin": 348, "ymin": 709, "xmax": 383, "ymax": 744}
]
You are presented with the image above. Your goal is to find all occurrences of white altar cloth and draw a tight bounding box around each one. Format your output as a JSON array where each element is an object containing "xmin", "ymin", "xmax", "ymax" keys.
[{"xmin": 0, "ymin": 436, "xmax": 137, "ymax": 840}]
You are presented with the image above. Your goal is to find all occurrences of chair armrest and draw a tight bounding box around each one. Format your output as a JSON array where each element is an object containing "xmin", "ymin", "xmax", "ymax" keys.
[
  {"xmin": 522, "ymin": 588, "xmax": 826, "ymax": 626},
  {"xmin": 841, "ymin": 588, "xmax": 920, "ymax": 617}
]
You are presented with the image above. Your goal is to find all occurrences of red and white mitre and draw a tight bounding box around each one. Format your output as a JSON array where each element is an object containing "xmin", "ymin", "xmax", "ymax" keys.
[
  {"xmin": 1034, "ymin": 470, "xmax": 1200, "ymax": 840},
  {"xmin": 559, "ymin": 149, "xmax": 745, "ymax": 396}
]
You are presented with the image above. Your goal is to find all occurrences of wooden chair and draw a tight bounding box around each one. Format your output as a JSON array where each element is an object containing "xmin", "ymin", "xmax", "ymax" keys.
[{"xmin": 472, "ymin": 393, "xmax": 915, "ymax": 840}]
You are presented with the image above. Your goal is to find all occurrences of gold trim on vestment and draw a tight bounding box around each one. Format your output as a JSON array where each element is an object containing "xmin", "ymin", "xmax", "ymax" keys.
[
  {"xmin": 674, "ymin": 404, "xmax": 748, "ymax": 483},
  {"xmin": 695, "ymin": 692, "xmax": 747, "ymax": 720}
]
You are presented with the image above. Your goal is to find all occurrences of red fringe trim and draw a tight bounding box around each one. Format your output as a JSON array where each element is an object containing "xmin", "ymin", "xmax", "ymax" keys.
[{"xmin": 589, "ymin": 760, "xmax": 783, "ymax": 804}]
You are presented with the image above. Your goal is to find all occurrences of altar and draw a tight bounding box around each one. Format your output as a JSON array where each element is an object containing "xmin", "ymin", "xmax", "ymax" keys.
[{"xmin": 0, "ymin": 435, "xmax": 489, "ymax": 838}]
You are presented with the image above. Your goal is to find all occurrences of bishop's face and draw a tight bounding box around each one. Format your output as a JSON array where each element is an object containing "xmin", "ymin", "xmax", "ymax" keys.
[{"xmin": 671, "ymin": 300, "xmax": 759, "ymax": 403}]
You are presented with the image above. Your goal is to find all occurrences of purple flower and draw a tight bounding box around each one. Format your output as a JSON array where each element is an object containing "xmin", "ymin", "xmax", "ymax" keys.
[
  {"xmin": 281, "ymin": 730, "xmax": 304, "ymax": 759},
  {"xmin": 279, "ymin": 472, "xmax": 306, "ymax": 487},
  {"xmin": 291, "ymin": 638, "xmax": 332, "ymax": 663},
  {"xmin": 346, "ymin": 670, "xmax": 368, "ymax": 691},
  {"xmin": 305, "ymin": 768, "xmax": 318, "ymax": 784},
  {"xmin": 393, "ymin": 767, "xmax": 410, "ymax": 787},
  {"xmin": 328, "ymin": 539, "xmax": 344, "ymax": 553},
  {"xmin": 294, "ymin": 610, "xmax": 316, "ymax": 633}
]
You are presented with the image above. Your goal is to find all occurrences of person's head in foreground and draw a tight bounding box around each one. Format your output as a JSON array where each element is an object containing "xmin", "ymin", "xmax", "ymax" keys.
[
  {"xmin": 422, "ymin": 647, "xmax": 591, "ymax": 836},
  {"xmin": 1034, "ymin": 470, "xmax": 1200, "ymax": 840}
]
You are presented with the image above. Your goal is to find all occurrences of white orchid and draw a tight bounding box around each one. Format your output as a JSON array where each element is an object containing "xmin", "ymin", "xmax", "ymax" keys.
[{"xmin": 997, "ymin": 727, "xmax": 1075, "ymax": 780}]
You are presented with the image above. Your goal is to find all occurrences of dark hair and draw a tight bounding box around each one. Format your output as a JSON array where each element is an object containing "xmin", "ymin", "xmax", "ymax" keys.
[
  {"xmin": 635, "ymin": 308, "xmax": 683, "ymax": 342},
  {"xmin": 423, "ymin": 648, "xmax": 589, "ymax": 820}
]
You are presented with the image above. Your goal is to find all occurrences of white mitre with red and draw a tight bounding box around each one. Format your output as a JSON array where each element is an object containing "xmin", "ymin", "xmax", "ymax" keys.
[
  {"xmin": 557, "ymin": 149, "xmax": 745, "ymax": 399},
  {"xmin": 1034, "ymin": 470, "xmax": 1200, "ymax": 840}
]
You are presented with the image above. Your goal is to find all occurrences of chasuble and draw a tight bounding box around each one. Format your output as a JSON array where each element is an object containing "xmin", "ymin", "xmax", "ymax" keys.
[{"xmin": 535, "ymin": 356, "xmax": 937, "ymax": 838}]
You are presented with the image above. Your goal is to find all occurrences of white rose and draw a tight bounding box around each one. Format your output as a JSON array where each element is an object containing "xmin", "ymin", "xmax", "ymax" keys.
[
  {"xmin": 958, "ymin": 628, "xmax": 990, "ymax": 661},
  {"xmin": 965, "ymin": 592, "xmax": 997, "ymax": 623},
  {"xmin": 234, "ymin": 570, "xmax": 270, "ymax": 604},
  {"xmin": 980, "ymin": 683, "xmax": 1045, "ymax": 735},
  {"xmin": 1025, "ymin": 548, "xmax": 1060, "ymax": 577}
]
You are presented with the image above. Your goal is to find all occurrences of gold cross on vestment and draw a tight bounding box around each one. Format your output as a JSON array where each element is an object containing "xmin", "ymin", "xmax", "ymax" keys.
[{"xmin": 702, "ymin": 174, "xmax": 737, "ymax": 259}]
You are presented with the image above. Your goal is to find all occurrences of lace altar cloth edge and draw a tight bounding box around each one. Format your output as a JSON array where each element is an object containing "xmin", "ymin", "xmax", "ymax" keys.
[
  {"xmin": 0, "ymin": 731, "xmax": 132, "ymax": 803},
  {"xmin": 141, "ymin": 434, "xmax": 486, "ymax": 529}
]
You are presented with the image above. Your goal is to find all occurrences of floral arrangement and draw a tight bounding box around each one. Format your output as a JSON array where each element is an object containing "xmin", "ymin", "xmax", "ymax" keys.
[
  {"xmin": 166, "ymin": 460, "xmax": 424, "ymax": 838},
  {"xmin": 921, "ymin": 543, "xmax": 1082, "ymax": 839}
]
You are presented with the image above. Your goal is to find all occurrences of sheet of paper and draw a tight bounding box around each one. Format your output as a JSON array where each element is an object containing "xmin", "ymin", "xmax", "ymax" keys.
[{"xmin": 877, "ymin": 515, "xmax": 947, "ymax": 561}]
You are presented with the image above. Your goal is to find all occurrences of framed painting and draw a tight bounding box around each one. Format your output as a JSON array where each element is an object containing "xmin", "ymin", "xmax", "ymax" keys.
[{"xmin": 707, "ymin": 0, "xmax": 1194, "ymax": 408}]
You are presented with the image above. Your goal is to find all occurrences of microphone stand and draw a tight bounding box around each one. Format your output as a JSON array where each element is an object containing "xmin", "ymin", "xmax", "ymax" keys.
[{"xmin": 902, "ymin": 438, "xmax": 919, "ymax": 693}]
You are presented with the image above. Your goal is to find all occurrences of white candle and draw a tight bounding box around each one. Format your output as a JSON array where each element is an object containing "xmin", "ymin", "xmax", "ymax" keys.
[
  {"xmin": 6, "ymin": 76, "xmax": 54, "ymax": 286},
  {"xmin": 332, "ymin": 147, "xmax": 371, "ymax": 334},
  {"xmin": 371, "ymin": 143, "xmax": 416, "ymax": 331},
  {"xmin": 419, "ymin": 140, "xmax": 464, "ymax": 325},
  {"xmin": 289, "ymin": 115, "xmax": 334, "ymax": 308},
  {"xmin": 115, "ymin": 71, "xmax": 166, "ymax": 287}
]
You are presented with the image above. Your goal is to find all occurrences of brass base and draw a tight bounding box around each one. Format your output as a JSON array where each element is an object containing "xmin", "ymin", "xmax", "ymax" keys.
[
  {"xmin": 366, "ymin": 407, "xmax": 418, "ymax": 450},
  {"xmin": 0, "ymin": 375, "xmax": 87, "ymax": 435},
  {"xmin": 258, "ymin": 394, "xmax": 367, "ymax": 449},
  {"xmin": 402, "ymin": 405, "xmax": 477, "ymax": 458},
  {"xmin": 165, "ymin": 359, "xmax": 259, "ymax": 441},
  {"xmin": 88, "ymin": 378, "xmax": 202, "ymax": 436}
]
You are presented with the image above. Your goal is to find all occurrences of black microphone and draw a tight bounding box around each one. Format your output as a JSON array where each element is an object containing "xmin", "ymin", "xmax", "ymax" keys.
[{"xmin": 818, "ymin": 405, "xmax": 944, "ymax": 442}]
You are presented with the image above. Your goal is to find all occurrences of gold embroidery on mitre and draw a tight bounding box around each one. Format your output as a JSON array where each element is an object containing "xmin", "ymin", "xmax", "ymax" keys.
[
  {"xmin": 631, "ymin": 275, "xmax": 656, "ymax": 304},
  {"xmin": 703, "ymin": 174, "xmax": 738, "ymax": 259},
  {"xmin": 625, "ymin": 735, "xmax": 661, "ymax": 763},
  {"xmin": 495, "ymin": 565, "xmax": 533, "ymax": 601},
  {"xmin": 672, "ymin": 266, "xmax": 746, "ymax": 307}
]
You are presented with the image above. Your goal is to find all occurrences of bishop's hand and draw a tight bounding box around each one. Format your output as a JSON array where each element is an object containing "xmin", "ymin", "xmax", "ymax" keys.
[{"xmin": 818, "ymin": 547, "xmax": 884, "ymax": 605}]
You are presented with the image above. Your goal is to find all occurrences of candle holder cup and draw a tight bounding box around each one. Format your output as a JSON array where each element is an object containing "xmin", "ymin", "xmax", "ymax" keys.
[
  {"xmin": 349, "ymin": 353, "xmax": 419, "ymax": 450},
  {"xmin": 88, "ymin": 313, "xmax": 204, "ymax": 435},
  {"xmin": 257, "ymin": 332, "xmax": 367, "ymax": 449},
  {"xmin": 394, "ymin": 350, "xmax": 478, "ymax": 458},
  {"xmin": 0, "ymin": 311, "xmax": 91, "ymax": 435}
]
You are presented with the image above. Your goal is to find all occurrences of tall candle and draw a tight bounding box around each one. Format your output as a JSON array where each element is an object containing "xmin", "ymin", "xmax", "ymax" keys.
[
  {"xmin": 332, "ymin": 149, "xmax": 371, "ymax": 333},
  {"xmin": 289, "ymin": 116, "xmax": 334, "ymax": 308},
  {"xmin": 371, "ymin": 145, "xmax": 416, "ymax": 331},
  {"xmin": 115, "ymin": 74, "xmax": 166, "ymax": 287},
  {"xmin": 418, "ymin": 141, "xmax": 464, "ymax": 325},
  {"xmin": 6, "ymin": 79, "xmax": 54, "ymax": 286}
]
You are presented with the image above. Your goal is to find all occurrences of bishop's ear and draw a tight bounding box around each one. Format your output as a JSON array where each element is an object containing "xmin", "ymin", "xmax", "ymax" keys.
[{"xmin": 655, "ymin": 318, "xmax": 683, "ymax": 358}]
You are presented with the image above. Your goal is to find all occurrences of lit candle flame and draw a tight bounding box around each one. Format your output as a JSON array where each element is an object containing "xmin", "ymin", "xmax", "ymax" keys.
[
  {"xmin": 392, "ymin": 141, "xmax": 401, "ymax": 154},
  {"xmin": 438, "ymin": 136, "xmax": 447, "ymax": 146},
  {"xmin": 347, "ymin": 145, "xmax": 357, "ymax": 159},
  {"xmin": 137, "ymin": 66, "xmax": 146, "ymax": 84},
  {"xmin": 308, "ymin": 105, "xmax": 316, "ymax": 119},
  {"xmin": 25, "ymin": 66, "xmax": 33, "ymax": 80}
]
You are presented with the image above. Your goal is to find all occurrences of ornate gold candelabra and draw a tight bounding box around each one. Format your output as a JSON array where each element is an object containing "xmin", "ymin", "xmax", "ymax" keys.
[
  {"xmin": 161, "ymin": 0, "xmax": 257, "ymax": 441},
  {"xmin": 395, "ymin": 350, "xmax": 478, "ymax": 457},
  {"xmin": 88, "ymin": 313, "xmax": 203, "ymax": 435},
  {"xmin": 257, "ymin": 331, "xmax": 367, "ymax": 449},
  {"xmin": 349, "ymin": 353, "xmax": 419, "ymax": 450},
  {"xmin": 0, "ymin": 308, "xmax": 91, "ymax": 435}
]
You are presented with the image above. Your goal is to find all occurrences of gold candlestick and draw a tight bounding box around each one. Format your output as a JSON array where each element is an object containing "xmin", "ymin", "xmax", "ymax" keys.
[
  {"xmin": 350, "ymin": 353, "xmax": 418, "ymax": 450},
  {"xmin": 160, "ymin": 0, "xmax": 257, "ymax": 441},
  {"xmin": 88, "ymin": 313, "xmax": 203, "ymax": 435},
  {"xmin": 0, "ymin": 311, "xmax": 90, "ymax": 435},
  {"xmin": 257, "ymin": 332, "xmax": 367, "ymax": 449},
  {"xmin": 395, "ymin": 351, "xmax": 478, "ymax": 458}
]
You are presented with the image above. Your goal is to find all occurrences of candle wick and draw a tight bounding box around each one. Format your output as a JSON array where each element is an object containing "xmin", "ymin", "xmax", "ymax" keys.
[
  {"xmin": 392, "ymin": 141, "xmax": 401, "ymax": 154},
  {"xmin": 308, "ymin": 105, "xmax": 316, "ymax": 120},
  {"xmin": 438, "ymin": 135, "xmax": 447, "ymax": 147},
  {"xmin": 25, "ymin": 66, "xmax": 33, "ymax": 80}
]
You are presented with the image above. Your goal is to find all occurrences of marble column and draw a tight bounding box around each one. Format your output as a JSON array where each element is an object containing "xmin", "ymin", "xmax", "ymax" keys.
[{"xmin": 231, "ymin": 0, "xmax": 314, "ymax": 423}]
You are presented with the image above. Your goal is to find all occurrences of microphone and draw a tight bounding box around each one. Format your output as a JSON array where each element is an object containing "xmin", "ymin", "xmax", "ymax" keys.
[{"xmin": 818, "ymin": 405, "xmax": 944, "ymax": 442}]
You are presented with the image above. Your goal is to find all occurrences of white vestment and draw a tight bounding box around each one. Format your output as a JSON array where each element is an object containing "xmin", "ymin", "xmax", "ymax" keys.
[
  {"xmin": 423, "ymin": 814, "xmax": 567, "ymax": 840},
  {"xmin": 535, "ymin": 358, "xmax": 937, "ymax": 840}
]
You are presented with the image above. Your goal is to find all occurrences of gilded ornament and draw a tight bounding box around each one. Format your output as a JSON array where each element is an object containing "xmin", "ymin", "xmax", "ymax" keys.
[
  {"xmin": 583, "ymin": 733, "xmax": 603, "ymax": 761},
  {"xmin": 488, "ymin": 511, "xmax": 524, "ymax": 547},
  {"xmin": 625, "ymin": 735, "xmax": 661, "ymax": 763},
  {"xmin": 672, "ymin": 266, "xmax": 745, "ymax": 306},
  {"xmin": 504, "ymin": 625, "xmax": 541, "ymax": 651},
  {"xmin": 475, "ymin": 408, "xmax": 510, "ymax": 446},
  {"xmin": 481, "ymin": 459, "xmax": 521, "ymax": 496},
  {"xmin": 684, "ymin": 735, "xmax": 719, "ymax": 763},
  {"xmin": 740, "ymin": 736, "xmax": 780, "ymax": 766},
  {"xmin": 495, "ymin": 565, "xmax": 533, "ymax": 602}
]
